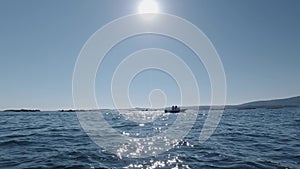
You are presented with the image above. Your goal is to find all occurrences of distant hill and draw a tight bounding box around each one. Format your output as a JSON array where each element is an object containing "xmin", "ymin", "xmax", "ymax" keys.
[{"xmin": 238, "ymin": 96, "xmax": 300, "ymax": 109}]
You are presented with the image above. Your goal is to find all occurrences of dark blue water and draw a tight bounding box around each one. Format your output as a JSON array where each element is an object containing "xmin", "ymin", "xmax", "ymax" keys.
[{"xmin": 0, "ymin": 108, "xmax": 299, "ymax": 168}]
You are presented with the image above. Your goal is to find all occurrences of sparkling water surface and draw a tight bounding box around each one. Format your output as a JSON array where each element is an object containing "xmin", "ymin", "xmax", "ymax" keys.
[{"xmin": 0, "ymin": 108, "xmax": 299, "ymax": 168}]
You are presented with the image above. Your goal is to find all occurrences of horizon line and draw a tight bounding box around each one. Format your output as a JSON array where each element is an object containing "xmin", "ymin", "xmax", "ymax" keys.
[{"xmin": 2, "ymin": 94, "xmax": 300, "ymax": 111}]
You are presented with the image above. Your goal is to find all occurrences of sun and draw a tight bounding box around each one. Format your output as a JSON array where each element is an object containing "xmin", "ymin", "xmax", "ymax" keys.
[{"xmin": 138, "ymin": 0, "xmax": 159, "ymax": 14}]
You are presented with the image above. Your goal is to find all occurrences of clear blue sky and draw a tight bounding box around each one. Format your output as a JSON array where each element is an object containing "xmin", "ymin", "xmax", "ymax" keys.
[{"xmin": 0, "ymin": 0, "xmax": 299, "ymax": 110}]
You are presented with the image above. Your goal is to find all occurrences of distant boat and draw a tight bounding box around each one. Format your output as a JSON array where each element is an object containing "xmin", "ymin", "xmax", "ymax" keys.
[{"xmin": 164, "ymin": 106, "xmax": 185, "ymax": 113}]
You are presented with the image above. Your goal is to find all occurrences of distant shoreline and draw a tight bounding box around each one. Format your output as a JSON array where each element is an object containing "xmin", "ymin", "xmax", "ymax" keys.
[
  {"xmin": 3, "ymin": 109, "xmax": 41, "ymax": 112},
  {"xmin": 2, "ymin": 96, "xmax": 300, "ymax": 112},
  {"xmin": 1, "ymin": 105, "xmax": 299, "ymax": 113}
]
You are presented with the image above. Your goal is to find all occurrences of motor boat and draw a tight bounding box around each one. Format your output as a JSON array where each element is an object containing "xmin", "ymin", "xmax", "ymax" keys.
[{"xmin": 164, "ymin": 106, "xmax": 183, "ymax": 113}]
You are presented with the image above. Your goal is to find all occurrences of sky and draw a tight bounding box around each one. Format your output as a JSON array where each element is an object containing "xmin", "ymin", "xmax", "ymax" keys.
[{"xmin": 0, "ymin": 0, "xmax": 299, "ymax": 110}]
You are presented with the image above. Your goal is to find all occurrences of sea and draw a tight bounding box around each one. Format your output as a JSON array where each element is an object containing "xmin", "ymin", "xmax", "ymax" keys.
[{"xmin": 0, "ymin": 108, "xmax": 299, "ymax": 169}]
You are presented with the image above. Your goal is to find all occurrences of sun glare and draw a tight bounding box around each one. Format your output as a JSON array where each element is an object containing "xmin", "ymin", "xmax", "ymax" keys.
[{"xmin": 138, "ymin": 0, "xmax": 159, "ymax": 14}]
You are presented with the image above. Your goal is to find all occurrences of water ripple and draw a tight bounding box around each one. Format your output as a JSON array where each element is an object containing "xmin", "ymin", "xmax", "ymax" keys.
[{"xmin": 0, "ymin": 109, "xmax": 299, "ymax": 168}]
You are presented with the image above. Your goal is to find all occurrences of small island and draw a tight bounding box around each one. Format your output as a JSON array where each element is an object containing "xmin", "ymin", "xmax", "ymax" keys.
[{"xmin": 4, "ymin": 109, "xmax": 40, "ymax": 112}]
